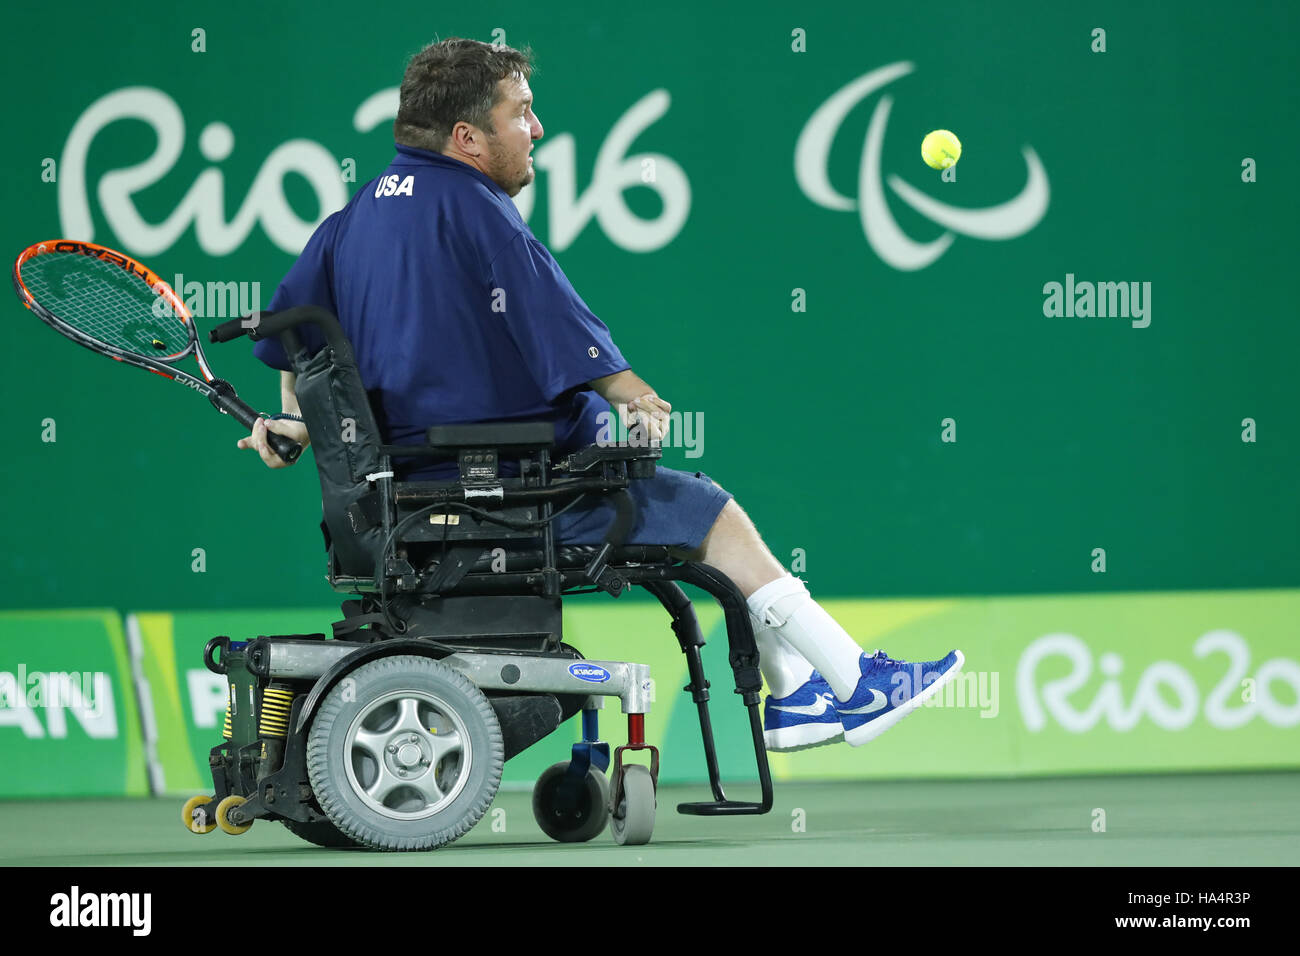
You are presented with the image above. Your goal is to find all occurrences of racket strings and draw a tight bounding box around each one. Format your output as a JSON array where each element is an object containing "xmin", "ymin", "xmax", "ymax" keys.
[{"xmin": 21, "ymin": 252, "xmax": 191, "ymax": 358}]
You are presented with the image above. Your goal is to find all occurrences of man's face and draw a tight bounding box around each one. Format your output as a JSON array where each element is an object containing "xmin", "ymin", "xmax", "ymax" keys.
[{"xmin": 482, "ymin": 75, "xmax": 543, "ymax": 196}]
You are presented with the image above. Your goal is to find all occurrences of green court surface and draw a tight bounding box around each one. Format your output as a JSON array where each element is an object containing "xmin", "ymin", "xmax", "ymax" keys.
[{"xmin": 2, "ymin": 772, "xmax": 1296, "ymax": 866}]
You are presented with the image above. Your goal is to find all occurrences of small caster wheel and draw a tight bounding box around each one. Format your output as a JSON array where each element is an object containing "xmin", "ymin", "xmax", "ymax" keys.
[
  {"xmin": 532, "ymin": 761, "xmax": 610, "ymax": 843},
  {"xmin": 182, "ymin": 795, "xmax": 216, "ymax": 834},
  {"xmin": 216, "ymin": 794, "xmax": 253, "ymax": 835},
  {"xmin": 610, "ymin": 764, "xmax": 655, "ymax": 846}
]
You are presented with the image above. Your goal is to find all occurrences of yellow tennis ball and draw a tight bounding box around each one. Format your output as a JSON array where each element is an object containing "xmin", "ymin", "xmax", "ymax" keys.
[{"xmin": 921, "ymin": 129, "xmax": 962, "ymax": 169}]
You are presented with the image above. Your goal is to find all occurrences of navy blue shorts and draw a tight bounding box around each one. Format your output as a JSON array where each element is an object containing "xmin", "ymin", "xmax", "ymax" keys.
[{"xmin": 552, "ymin": 466, "xmax": 732, "ymax": 550}]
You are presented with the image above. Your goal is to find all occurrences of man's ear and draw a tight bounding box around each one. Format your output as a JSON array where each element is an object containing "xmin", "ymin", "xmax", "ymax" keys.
[{"xmin": 452, "ymin": 121, "xmax": 483, "ymax": 157}]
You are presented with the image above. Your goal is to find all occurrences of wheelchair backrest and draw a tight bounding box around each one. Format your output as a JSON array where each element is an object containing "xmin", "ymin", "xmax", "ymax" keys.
[{"xmin": 291, "ymin": 329, "xmax": 387, "ymax": 577}]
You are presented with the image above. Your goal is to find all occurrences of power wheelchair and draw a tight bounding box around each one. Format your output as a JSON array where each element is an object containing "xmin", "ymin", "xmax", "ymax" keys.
[{"xmin": 182, "ymin": 305, "xmax": 773, "ymax": 850}]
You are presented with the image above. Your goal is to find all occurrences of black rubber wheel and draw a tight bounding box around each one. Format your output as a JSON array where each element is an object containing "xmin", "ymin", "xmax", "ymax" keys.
[
  {"xmin": 531, "ymin": 761, "xmax": 610, "ymax": 842},
  {"xmin": 281, "ymin": 817, "xmax": 362, "ymax": 849},
  {"xmin": 306, "ymin": 655, "xmax": 504, "ymax": 851}
]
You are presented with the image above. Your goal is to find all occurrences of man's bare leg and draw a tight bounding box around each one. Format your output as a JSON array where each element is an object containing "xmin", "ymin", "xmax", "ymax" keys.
[
  {"xmin": 669, "ymin": 500, "xmax": 812, "ymax": 697},
  {"xmin": 675, "ymin": 499, "xmax": 785, "ymax": 598},
  {"xmin": 672, "ymin": 498, "xmax": 865, "ymax": 701}
]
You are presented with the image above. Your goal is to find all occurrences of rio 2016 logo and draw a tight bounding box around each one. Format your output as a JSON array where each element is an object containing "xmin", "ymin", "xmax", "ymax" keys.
[
  {"xmin": 57, "ymin": 87, "xmax": 691, "ymax": 258},
  {"xmin": 1017, "ymin": 630, "xmax": 1300, "ymax": 732}
]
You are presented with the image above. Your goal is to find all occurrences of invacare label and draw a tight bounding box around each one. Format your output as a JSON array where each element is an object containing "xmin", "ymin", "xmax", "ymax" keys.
[{"xmin": 568, "ymin": 663, "xmax": 612, "ymax": 683}]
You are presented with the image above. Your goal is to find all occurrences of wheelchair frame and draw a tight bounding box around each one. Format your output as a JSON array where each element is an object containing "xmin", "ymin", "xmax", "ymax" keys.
[{"xmin": 184, "ymin": 305, "xmax": 773, "ymax": 850}]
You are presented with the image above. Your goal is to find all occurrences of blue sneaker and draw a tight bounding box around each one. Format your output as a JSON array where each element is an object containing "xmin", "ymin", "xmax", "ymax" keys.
[
  {"xmin": 838, "ymin": 649, "xmax": 965, "ymax": 747},
  {"xmin": 763, "ymin": 671, "xmax": 844, "ymax": 752}
]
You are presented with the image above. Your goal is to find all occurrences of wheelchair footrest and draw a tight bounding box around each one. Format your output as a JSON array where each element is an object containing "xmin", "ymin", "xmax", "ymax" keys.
[{"xmin": 676, "ymin": 800, "xmax": 769, "ymax": 816}]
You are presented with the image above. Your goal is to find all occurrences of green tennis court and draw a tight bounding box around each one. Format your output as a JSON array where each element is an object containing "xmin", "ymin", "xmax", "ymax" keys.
[{"xmin": 4, "ymin": 773, "xmax": 1296, "ymax": 866}]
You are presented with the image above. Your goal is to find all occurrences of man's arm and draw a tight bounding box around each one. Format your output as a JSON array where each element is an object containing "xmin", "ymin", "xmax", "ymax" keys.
[
  {"xmin": 279, "ymin": 371, "xmax": 303, "ymax": 419},
  {"xmin": 588, "ymin": 368, "xmax": 655, "ymax": 407},
  {"xmin": 236, "ymin": 371, "xmax": 311, "ymax": 468},
  {"xmin": 589, "ymin": 369, "xmax": 672, "ymax": 441}
]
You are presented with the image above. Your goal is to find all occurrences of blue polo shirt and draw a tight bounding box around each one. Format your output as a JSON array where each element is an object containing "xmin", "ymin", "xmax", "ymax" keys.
[{"xmin": 253, "ymin": 144, "xmax": 629, "ymax": 477}]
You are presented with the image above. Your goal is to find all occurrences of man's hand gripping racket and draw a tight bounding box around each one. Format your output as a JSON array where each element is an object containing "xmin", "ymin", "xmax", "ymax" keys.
[{"xmin": 12, "ymin": 240, "xmax": 304, "ymax": 465}]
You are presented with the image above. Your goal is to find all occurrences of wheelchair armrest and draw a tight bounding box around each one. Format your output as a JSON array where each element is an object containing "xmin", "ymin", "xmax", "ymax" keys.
[{"xmin": 555, "ymin": 440, "xmax": 662, "ymax": 478}]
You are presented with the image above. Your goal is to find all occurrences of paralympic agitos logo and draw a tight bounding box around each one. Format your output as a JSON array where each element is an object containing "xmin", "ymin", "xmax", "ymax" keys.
[{"xmin": 796, "ymin": 62, "xmax": 1050, "ymax": 271}]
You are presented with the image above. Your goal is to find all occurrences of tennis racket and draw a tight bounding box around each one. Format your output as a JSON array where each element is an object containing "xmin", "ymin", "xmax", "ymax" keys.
[{"xmin": 12, "ymin": 239, "xmax": 302, "ymax": 464}]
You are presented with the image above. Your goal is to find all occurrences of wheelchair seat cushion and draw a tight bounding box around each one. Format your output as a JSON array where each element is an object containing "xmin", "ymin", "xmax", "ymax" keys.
[{"xmin": 552, "ymin": 466, "xmax": 732, "ymax": 551}]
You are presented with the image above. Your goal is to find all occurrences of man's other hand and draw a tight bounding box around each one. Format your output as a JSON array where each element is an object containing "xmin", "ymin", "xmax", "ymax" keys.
[
  {"xmin": 623, "ymin": 393, "xmax": 672, "ymax": 442},
  {"xmin": 237, "ymin": 417, "xmax": 310, "ymax": 469}
]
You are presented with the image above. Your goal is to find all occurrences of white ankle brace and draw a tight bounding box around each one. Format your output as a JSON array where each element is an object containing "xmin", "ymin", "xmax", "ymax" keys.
[{"xmin": 745, "ymin": 575, "xmax": 864, "ymax": 701}]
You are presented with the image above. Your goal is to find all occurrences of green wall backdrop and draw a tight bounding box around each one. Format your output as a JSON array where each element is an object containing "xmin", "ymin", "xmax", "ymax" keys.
[{"xmin": 2, "ymin": 0, "xmax": 1296, "ymax": 611}]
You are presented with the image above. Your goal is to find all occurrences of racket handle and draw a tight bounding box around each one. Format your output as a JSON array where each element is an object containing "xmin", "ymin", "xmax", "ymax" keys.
[
  {"xmin": 208, "ymin": 379, "xmax": 304, "ymax": 465},
  {"xmin": 265, "ymin": 430, "xmax": 304, "ymax": 466}
]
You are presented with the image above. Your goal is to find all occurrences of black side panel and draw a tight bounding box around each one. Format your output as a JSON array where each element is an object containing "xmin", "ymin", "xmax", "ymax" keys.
[
  {"xmin": 294, "ymin": 345, "xmax": 386, "ymax": 577},
  {"xmin": 490, "ymin": 694, "xmax": 564, "ymax": 761},
  {"xmin": 399, "ymin": 594, "xmax": 563, "ymax": 643}
]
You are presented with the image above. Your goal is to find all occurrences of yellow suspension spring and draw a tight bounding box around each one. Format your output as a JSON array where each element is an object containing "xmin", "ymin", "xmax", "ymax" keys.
[
  {"xmin": 258, "ymin": 685, "xmax": 296, "ymax": 739},
  {"xmin": 222, "ymin": 688, "xmax": 233, "ymax": 740}
]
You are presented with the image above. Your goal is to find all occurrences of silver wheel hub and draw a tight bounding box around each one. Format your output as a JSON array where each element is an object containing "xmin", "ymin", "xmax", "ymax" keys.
[{"xmin": 343, "ymin": 690, "xmax": 471, "ymax": 821}]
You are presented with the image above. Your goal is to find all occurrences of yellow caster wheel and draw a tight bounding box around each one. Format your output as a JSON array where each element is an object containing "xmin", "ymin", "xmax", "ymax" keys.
[
  {"xmin": 216, "ymin": 795, "xmax": 253, "ymax": 835},
  {"xmin": 182, "ymin": 795, "xmax": 217, "ymax": 834}
]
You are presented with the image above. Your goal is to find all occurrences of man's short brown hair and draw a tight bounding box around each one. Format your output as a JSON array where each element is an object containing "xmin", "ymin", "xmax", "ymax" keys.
[{"xmin": 394, "ymin": 38, "xmax": 534, "ymax": 152}]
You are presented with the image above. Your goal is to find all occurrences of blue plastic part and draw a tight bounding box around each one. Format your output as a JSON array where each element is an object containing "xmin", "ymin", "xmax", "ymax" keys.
[
  {"xmin": 575, "ymin": 707, "xmax": 610, "ymax": 774},
  {"xmin": 536, "ymin": 707, "xmax": 612, "ymax": 814},
  {"xmin": 571, "ymin": 740, "xmax": 610, "ymax": 775},
  {"xmin": 568, "ymin": 710, "xmax": 611, "ymax": 776},
  {"xmin": 546, "ymin": 739, "xmax": 611, "ymax": 813},
  {"xmin": 560, "ymin": 707, "xmax": 610, "ymax": 788},
  {"xmin": 582, "ymin": 708, "xmax": 600, "ymax": 742}
]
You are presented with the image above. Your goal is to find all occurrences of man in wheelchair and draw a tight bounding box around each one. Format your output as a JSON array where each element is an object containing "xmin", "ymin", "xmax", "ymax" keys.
[{"xmin": 229, "ymin": 37, "xmax": 962, "ymax": 847}]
